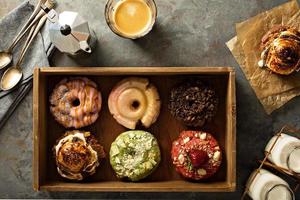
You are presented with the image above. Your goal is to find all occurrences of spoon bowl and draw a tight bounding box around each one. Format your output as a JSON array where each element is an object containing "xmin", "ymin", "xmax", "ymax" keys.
[
  {"xmin": 0, "ymin": 52, "xmax": 12, "ymax": 69},
  {"xmin": 0, "ymin": 67, "xmax": 23, "ymax": 91},
  {"xmin": 0, "ymin": 2, "xmax": 54, "ymax": 91}
]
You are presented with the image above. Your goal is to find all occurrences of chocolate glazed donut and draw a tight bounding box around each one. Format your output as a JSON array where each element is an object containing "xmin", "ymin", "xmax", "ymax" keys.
[{"xmin": 259, "ymin": 25, "xmax": 300, "ymax": 75}]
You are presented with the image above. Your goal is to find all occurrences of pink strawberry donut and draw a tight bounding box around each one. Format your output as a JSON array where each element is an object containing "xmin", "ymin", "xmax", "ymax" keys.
[{"xmin": 171, "ymin": 130, "xmax": 222, "ymax": 180}]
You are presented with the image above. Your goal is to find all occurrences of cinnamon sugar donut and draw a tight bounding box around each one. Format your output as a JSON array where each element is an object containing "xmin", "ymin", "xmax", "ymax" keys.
[{"xmin": 50, "ymin": 77, "xmax": 102, "ymax": 128}]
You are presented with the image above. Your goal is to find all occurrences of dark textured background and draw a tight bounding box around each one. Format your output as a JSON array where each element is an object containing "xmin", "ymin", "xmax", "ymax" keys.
[{"xmin": 1, "ymin": 0, "xmax": 300, "ymax": 199}]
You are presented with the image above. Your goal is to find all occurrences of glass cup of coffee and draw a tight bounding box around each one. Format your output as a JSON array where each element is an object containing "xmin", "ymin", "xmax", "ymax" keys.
[{"xmin": 105, "ymin": 0, "xmax": 157, "ymax": 39}]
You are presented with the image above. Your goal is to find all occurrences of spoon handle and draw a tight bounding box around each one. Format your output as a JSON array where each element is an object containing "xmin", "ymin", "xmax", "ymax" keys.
[
  {"xmin": 16, "ymin": 15, "xmax": 48, "ymax": 66},
  {"xmin": 8, "ymin": 10, "xmax": 46, "ymax": 52},
  {"xmin": 16, "ymin": 20, "xmax": 38, "ymax": 66},
  {"xmin": 7, "ymin": 0, "xmax": 46, "ymax": 52}
]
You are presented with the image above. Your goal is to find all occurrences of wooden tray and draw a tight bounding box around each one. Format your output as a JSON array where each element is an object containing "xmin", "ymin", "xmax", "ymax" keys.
[{"xmin": 33, "ymin": 67, "xmax": 236, "ymax": 192}]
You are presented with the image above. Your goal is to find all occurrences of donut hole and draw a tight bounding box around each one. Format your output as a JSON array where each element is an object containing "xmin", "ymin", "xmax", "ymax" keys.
[
  {"xmin": 72, "ymin": 98, "xmax": 80, "ymax": 107},
  {"xmin": 131, "ymin": 100, "xmax": 140, "ymax": 110},
  {"xmin": 127, "ymin": 148, "xmax": 136, "ymax": 156}
]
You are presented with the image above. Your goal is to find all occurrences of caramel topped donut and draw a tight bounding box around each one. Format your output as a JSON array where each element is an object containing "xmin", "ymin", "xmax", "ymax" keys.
[
  {"xmin": 108, "ymin": 77, "xmax": 161, "ymax": 129},
  {"xmin": 54, "ymin": 130, "xmax": 105, "ymax": 180},
  {"xmin": 50, "ymin": 77, "xmax": 102, "ymax": 128},
  {"xmin": 259, "ymin": 25, "xmax": 300, "ymax": 75}
]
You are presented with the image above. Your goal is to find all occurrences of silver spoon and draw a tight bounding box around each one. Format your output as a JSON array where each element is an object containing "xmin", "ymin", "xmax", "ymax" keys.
[
  {"xmin": 0, "ymin": 15, "xmax": 48, "ymax": 91},
  {"xmin": 0, "ymin": 0, "xmax": 46, "ymax": 70}
]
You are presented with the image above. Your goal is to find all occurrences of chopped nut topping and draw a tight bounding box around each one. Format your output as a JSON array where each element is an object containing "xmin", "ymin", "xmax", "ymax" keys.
[
  {"xmin": 199, "ymin": 133, "xmax": 207, "ymax": 140},
  {"xmin": 183, "ymin": 137, "xmax": 190, "ymax": 144},
  {"xmin": 213, "ymin": 151, "xmax": 221, "ymax": 161},
  {"xmin": 178, "ymin": 154, "xmax": 184, "ymax": 164},
  {"xmin": 115, "ymin": 157, "xmax": 121, "ymax": 164},
  {"xmin": 197, "ymin": 168, "xmax": 207, "ymax": 176}
]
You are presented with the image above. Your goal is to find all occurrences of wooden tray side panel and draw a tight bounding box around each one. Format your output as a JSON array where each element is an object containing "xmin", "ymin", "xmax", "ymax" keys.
[
  {"xmin": 33, "ymin": 68, "xmax": 39, "ymax": 191},
  {"xmin": 40, "ymin": 181, "xmax": 232, "ymax": 192},
  {"xmin": 39, "ymin": 67, "xmax": 234, "ymax": 75},
  {"xmin": 225, "ymin": 71, "xmax": 236, "ymax": 191},
  {"xmin": 33, "ymin": 68, "xmax": 48, "ymax": 191}
]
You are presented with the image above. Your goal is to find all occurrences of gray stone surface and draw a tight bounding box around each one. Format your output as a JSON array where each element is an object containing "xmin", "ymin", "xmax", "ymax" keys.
[{"xmin": 1, "ymin": 0, "xmax": 300, "ymax": 199}]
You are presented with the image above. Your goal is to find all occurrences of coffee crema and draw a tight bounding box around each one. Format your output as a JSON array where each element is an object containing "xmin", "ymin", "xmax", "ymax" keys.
[{"xmin": 113, "ymin": 0, "xmax": 152, "ymax": 37}]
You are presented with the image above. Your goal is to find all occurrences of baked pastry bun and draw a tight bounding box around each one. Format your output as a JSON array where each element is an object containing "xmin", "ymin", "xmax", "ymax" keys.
[
  {"xmin": 259, "ymin": 25, "xmax": 300, "ymax": 75},
  {"xmin": 53, "ymin": 130, "xmax": 105, "ymax": 180}
]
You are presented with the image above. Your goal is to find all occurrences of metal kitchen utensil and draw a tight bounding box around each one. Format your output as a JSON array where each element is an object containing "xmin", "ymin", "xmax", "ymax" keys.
[
  {"xmin": 0, "ymin": 15, "xmax": 48, "ymax": 91},
  {"xmin": 0, "ymin": 0, "xmax": 54, "ymax": 70},
  {"xmin": 47, "ymin": 9, "xmax": 96, "ymax": 56}
]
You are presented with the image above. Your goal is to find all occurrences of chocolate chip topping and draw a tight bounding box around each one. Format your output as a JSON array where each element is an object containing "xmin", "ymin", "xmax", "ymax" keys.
[{"xmin": 168, "ymin": 79, "xmax": 218, "ymax": 127}]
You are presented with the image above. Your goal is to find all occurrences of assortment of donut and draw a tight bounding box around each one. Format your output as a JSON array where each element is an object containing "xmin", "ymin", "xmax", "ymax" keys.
[{"xmin": 50, "ymin": 76, "xmax": 223, "ymax": 182}]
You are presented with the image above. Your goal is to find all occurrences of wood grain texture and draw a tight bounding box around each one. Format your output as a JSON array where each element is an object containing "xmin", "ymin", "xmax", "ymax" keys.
[
  {"xmin": 33, "ymin": 68, "xmax": 47, "ymax": 191},
  {"xmin": 33, "ymin": 67, "xmax": 39, "ymax": 191},
  {"xmin": 39, "ymin": 67, "xmax": 235, "ymax": 75},
  {"xmin": 33, "ymin": 67, "xmax": 236, "ymax": 192}
]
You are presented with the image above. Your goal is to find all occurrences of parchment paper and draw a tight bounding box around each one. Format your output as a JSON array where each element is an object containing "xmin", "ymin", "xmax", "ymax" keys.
[{"xmin": 226, "ymin": 0, "xmax": 300, "ymax": 114}]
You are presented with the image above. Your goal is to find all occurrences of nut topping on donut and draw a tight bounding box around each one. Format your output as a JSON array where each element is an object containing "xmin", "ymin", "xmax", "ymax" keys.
[
  {"xmin": 171, "ymin": 131, "xmax": 222, "ymax": 180},
  {"xmin": 108, "ymin": 77, "xmax": 161, "ymax": 129}
]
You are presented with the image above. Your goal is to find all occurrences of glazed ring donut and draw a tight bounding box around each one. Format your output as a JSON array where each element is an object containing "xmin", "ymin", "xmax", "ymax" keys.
[
  {"xmin": 50, "ymin": 77, "xmax": 102, "ymax": 128},
  {"xmin": 108, "ymin": 77, "xmax": 161, "ymax": 129}
]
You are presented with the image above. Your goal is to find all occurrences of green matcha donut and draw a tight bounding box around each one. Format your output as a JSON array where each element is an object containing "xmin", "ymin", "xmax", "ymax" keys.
[{"xmin": 110, "ymin": 130, "xmax": 161, "ymax": 181}]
